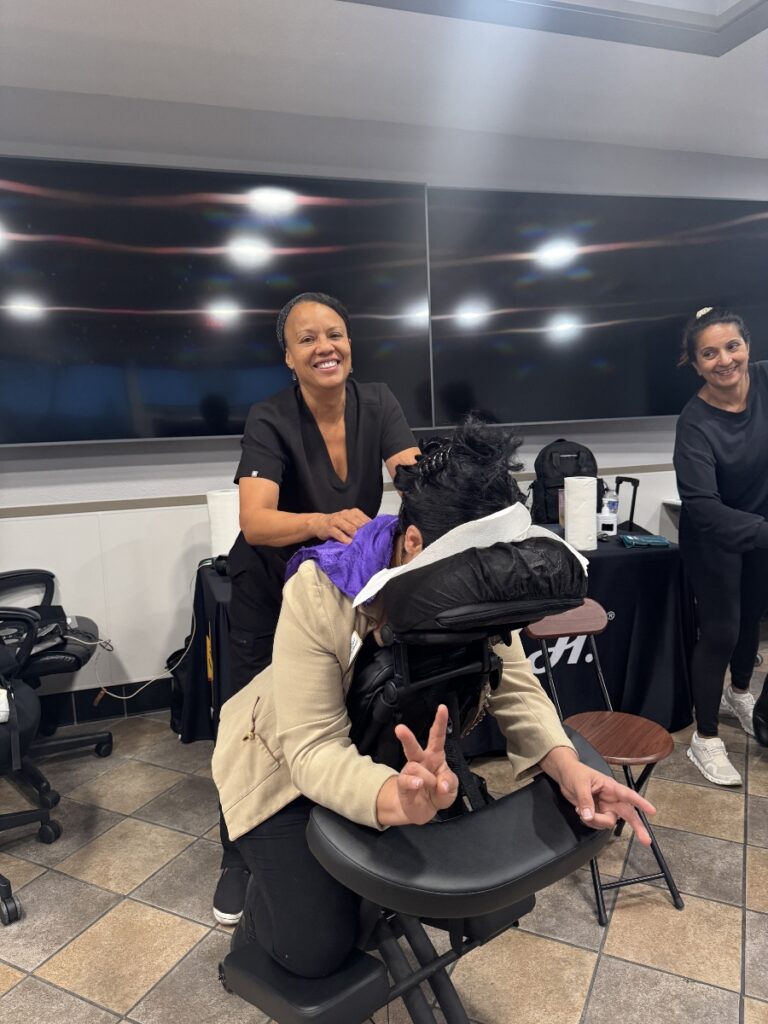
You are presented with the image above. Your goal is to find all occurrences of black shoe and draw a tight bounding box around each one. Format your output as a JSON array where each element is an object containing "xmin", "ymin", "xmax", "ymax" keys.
[
  {"xmin": 754, "ymin": 681, "xmax": 768, "ymax": 748},
  {"xmin": 213, "ymin": 867, "xmax": 250, "ymax": 925}
]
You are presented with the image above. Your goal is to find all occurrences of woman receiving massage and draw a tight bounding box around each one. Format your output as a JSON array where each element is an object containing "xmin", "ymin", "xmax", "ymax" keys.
[{"xmin": 212, "ymin": 418, "xmax": 656, "ymax": 980}]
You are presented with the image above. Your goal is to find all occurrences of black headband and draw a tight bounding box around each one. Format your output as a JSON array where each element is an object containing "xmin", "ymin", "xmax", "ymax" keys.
[{"xmin": 275, "ymin": 292, "xmax": 351, "ymax": 352}]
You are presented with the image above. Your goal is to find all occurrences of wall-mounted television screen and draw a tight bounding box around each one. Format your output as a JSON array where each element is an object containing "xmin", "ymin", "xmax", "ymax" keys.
[
  {"xmin": 0, "ymin": 157, "xmax": 432, "ymax": 444},
  {"xmin": 4, "ymin": 159, "xmax": 768, "ymax": 445},
  {"xmin": 428, "ymin": 187, "xmax": 768, "ymax": 426}
]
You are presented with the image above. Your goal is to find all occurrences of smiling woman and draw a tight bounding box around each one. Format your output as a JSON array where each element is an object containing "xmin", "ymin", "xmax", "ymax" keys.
[
  {"xmin": 674, "ymin": 307, "xmax": 768, "ymax": 785},
  {"xmin": 214, "ymin": 291, "xmax": 420, "ymax": 924}
]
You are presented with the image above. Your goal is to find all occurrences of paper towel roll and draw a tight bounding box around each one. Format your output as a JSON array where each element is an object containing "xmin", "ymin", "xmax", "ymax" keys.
[
  {"xmin": 564, "ymin": 477, "xmax": 597, "ymax": 551},
  {"xmin": 206, "ymin": 488, "xmax": 241, "ymax": 559}
]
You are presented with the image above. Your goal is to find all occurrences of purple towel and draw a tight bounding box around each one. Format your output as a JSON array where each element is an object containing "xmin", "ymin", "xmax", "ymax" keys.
[{"xmin": 284, "ymin": 515, "xmax": 399, "ymax": 599}]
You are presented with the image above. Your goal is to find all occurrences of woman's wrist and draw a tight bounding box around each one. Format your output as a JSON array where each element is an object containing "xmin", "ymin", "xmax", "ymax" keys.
[{"xmin": 538, "ymin": 745, "xmax": 580, "ymax": 784}]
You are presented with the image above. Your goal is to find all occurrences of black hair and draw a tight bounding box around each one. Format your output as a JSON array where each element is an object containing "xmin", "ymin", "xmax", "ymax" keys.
[
  {"xmin": 395, "ymin": 416, "xmax": 524, "ymax": 547},
  {"xmin": 679, "ymin": 307, "xmax": 751, "ymax": 368},
  {"xmin": 275, "ymin": 292, "xmax": 351, "ymax": 352}
]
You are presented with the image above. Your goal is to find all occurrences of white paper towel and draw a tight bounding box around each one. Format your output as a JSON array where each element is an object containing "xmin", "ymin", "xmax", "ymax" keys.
[
  {"xmin": 564, "ymin": 476, "xmax": 597, "ymax": 551},
  {"xmin": 206, "ymin": 489, "xmax": 241, "ymax": 558}
]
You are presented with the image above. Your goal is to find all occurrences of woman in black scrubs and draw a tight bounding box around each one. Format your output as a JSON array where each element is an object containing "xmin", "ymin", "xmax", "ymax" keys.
[
  {"xmin": 674, "ymin": 307, "xmax": 768, "ymax": 790},
  {"xmin": 214, "ymin": 292, "xmax": 420, "ymax": 923}
]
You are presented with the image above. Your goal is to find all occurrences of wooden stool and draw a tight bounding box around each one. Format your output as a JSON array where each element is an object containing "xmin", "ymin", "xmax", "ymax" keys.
[{"xmin": 525, "ymin": 598, "xmax": 684, "ymax": 925}]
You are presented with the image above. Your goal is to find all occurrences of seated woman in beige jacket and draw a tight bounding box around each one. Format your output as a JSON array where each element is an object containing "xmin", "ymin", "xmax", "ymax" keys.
[{"xmin": 212, "ymin": 418, "xmax": 655, "ymax": 980}]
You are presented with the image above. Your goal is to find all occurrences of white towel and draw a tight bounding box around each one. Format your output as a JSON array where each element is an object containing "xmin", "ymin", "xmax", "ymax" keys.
[{"xmin": 353, "ymin": 503, "xmax": 589, "ymax": 607}]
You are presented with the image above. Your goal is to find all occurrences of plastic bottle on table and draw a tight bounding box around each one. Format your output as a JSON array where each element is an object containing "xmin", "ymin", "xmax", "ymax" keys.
[{"xmin": 597, "ymin": 497, "xmax": 618, "ymax": 537}]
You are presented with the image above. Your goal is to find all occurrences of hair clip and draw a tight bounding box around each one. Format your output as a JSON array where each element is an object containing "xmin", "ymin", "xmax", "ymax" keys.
[
  {"xmin": 695, "ymin": 307, "xmax": 713, "ymax": 319},
  {"xmin": 417, "ymin": 443, "xmax": 452, "ymax": 480}
]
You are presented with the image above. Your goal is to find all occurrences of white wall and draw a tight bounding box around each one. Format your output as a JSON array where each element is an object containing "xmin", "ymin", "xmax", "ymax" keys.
[{"xmin": 0, "ymin": 505, "xmax": 210, "ymax": 692}]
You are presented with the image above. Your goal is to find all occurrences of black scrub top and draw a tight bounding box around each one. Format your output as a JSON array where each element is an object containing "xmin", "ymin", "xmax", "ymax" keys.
[{"xmin": 227, "ymin": 380, "xmax": 416, "ymax": 628}]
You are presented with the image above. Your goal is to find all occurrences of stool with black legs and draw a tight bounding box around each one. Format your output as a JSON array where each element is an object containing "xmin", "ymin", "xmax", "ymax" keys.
[{"xmin": 524, "ymin": 597, "xmax": 684, "ymax": 925}]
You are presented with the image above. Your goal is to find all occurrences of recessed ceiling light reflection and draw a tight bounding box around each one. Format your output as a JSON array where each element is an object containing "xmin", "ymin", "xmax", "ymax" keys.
[
  {"xmin": 534, "ymin": 238, "xmax": 579, "ymax": 270},
  {"xmin": 206, "ymin": 300, "xmax": 242, "ymax": 328},
  {"xmin": 247, "ymin": 187, "xmax": 298, "ymax": 218},
  {"xmin": 226, "ymin": 235, "xmax": 273, "ymax": 269},
  {"xmin": 404, "ymin": 301, "xmax": 430, "ymax": 328},
  {"xmin": 547, "ymin": 314, "xmax": 583, "ymax": 343},
  {"xmin": 5, "ymin": 294, "xmax": 45, "ymax": 320},
  {"xmin": 0, "ymin": 221, "xmax": 7, "ymax": 251},
  {"xmin": 454, "ymin": 301, "xmax": 490, "ymax": 328}
]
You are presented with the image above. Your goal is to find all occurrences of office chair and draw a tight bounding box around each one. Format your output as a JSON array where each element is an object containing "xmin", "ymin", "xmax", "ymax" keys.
[
  {"xmin": 524, "ymin": 596, "xmax": 684, "ymax": 925},
  {"xmin": 0, "ymin": 608, "xmax": 64, "ymax": 925},
  {"xmin": 0, "ymin": 570, "xmax": 112, "ymax": 781},
  {"xmin": 219, "ymin": 536, "xmax": 615, "ymax": 1024}
]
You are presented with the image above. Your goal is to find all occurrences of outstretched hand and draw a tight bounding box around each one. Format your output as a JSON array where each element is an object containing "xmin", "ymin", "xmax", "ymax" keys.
[
  {"xmin": 376, "ymin": 705, "xmax": 459, "ymax": 826},
  {"xmin": 543, "ymin": 748, "xmax": 656, "ymax": 845}
]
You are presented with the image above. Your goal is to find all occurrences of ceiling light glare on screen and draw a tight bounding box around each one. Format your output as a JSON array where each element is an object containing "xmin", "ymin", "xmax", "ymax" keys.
[
  {"xmin": 0, "ymin": 221, "xmax": 7, "ymax": 250},
  {"xmin": 404, "ymin": 301, "xmax": 430, "ymax": 328},
  {"xmin": 226, "ymin": 235, "xmax": 273, "ymax": 269},
  {"xmin": 547, "ymin": 314, "xmax": 582, "ymax": 343},
  {"xmin": 454, "ymin": 301, "xmax": 490, "ymax": 328},
  {"xmin": 534, "ymin": 238, "xmax": 579, "ymax": 270},
  {"xmin": 5, "ymin": 294, "xmax": 45, "ymax": 320},
  {"xmin": 206, "ymin": 299, "xmax": 242, "ymax": 328},
  {"xmin": 247, "ymin": 187, "xmax": 299, "ymax": 218}
]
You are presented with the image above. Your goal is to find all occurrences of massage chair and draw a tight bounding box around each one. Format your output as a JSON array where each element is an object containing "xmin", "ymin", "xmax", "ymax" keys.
[{"xmin": 219, "ymin": 536, "xmax": 613, "ymax": 1024}]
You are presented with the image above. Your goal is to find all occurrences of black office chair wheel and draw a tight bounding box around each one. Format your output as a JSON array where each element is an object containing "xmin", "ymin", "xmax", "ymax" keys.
[
  {"xmin": 95, "ymin": 740, "xmax": 113, "ymax": 758},
  {"xmin": 218, "ymin": 961, "xmax": 233, "ymax": 993},
  {"xmin": 37, "ymin": 820, "xmax": 62, "ymax": 844},
  {"xmin": 0, "ymin": 895, "xmax": 21, "ymax": 926},
  {"xmin": 756, "ymin": 653, "xmax": 764, "ymax": 668},
  {"xmin": 39, "ymin": 789, "xmax": 60, "ymax": 810}
]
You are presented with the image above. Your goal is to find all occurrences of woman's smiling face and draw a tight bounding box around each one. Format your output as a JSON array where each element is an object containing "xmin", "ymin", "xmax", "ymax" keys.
[
  {"xmin": 694, "ymin": 322, "xmax": 750, "ymax": 395},
  {"xmin": 283, "ymin": 301, "xmax": 351, "ymax": 393}
]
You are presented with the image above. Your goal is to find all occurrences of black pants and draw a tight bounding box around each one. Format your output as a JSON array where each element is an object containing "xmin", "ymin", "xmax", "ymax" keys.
[
  {"xmin": 680, "ymin": 524, "xmax": 768, "ymax": 736},
  {"xmin": 235, "ymin": 797, "xmax": 360, "ymax": 978},
  {"xmin": 219, "ymin": 572, "xmax": 281, "ymax": 870}
]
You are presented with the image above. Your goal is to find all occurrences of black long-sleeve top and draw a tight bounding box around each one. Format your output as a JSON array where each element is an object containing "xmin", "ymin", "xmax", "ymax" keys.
[{"xmin": 673, "ymin": 360, "xmax": 768, "ymax": 553}]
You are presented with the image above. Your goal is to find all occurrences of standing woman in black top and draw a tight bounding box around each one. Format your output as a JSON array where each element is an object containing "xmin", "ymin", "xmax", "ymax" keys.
[
  {"xmin": 214, "ymin": 292, "xmax": 420, "ymax": 923},
  {"xmin": 674, "ymin": 307, "xmax": 768, "ymax": 789}
]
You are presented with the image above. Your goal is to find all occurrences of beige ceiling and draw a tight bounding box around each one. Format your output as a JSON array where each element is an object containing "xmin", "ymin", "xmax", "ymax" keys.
[{"xmin": 1, "ymin": 0, "xmax": 767, "ymax": 158}]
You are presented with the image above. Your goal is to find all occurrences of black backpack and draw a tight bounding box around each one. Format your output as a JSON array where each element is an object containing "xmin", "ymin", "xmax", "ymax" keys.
[{"xmin": 530, "ymin": 439, "xmax": 604, "ymax": 525}]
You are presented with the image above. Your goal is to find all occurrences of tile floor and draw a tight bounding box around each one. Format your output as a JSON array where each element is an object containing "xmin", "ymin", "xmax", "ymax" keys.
[{"xmin": 0, "ymin": 676, "xmax": 767, "ymax": 1024}]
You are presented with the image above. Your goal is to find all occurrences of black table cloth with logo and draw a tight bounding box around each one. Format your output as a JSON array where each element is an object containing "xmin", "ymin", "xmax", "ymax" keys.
[{"xmin": 180, "ymin": 535, "xmax": 695, "ymax": 747}]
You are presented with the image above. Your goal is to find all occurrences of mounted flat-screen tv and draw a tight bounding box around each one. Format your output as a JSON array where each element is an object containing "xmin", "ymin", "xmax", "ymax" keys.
[
  {"xmin": 428, "ymin": 187, "xmax": 768, "ymax": 426},
  {"xmin": 0, "ymin": 157, "xmax": 432, "ymax": 444},
  {"xmin": 4, "ymin": 159, "xmax": 768, "ymax": 445}
]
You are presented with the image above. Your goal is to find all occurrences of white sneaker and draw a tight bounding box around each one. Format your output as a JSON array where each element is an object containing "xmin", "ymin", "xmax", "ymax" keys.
[
  {"xmin": 721, "ymin": 685, "xmax": 756, "ymax": 737},
  {"xmin": 687, "ymin": 732, "xmax": 742, "ymax": 786}
]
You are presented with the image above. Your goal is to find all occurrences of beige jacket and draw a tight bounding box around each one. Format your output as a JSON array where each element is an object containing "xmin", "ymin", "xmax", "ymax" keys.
[{"xmin": 212, "ymin": 560, "xmax": 574, "ymax": 842}]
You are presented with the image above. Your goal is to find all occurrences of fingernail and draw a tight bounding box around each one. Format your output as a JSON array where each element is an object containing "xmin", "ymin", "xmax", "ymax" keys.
[{"xmin": 581, "ymin": 808, "xmax": 593, "ymax": 821}]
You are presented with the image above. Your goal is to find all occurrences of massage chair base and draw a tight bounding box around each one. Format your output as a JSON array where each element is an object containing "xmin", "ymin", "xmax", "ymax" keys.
[
  {"xmin": 220, "ymin": 941, "xmax": 389, "ymax": 1024},
  {"xmin": 220, "ymin": 730, "xmax": 611, "ymax": 1024},
  {"xmin": 219, "ymin": 898, "xmax": 534, "ymax": 1024}
]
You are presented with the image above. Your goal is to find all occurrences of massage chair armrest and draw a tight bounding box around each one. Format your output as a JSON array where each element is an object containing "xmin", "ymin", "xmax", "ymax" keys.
[
  {"xmin": 0, "ymin": 570, "xmax": 56, "ymax": 607},
  {"xmin": 308, "ymin": 730, "xmax": 611, "ymax": 921}
]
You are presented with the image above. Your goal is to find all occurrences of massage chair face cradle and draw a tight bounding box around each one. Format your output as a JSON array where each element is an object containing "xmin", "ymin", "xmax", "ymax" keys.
[{"xmin": 220, "ymin": 540, "xmax": 612, "ymax": 1024}]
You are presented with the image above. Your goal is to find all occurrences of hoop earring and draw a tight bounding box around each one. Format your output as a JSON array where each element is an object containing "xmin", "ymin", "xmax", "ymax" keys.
[{"xmin": 291, "ymin": 371, "xmax": 298, "ymax": 383}]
